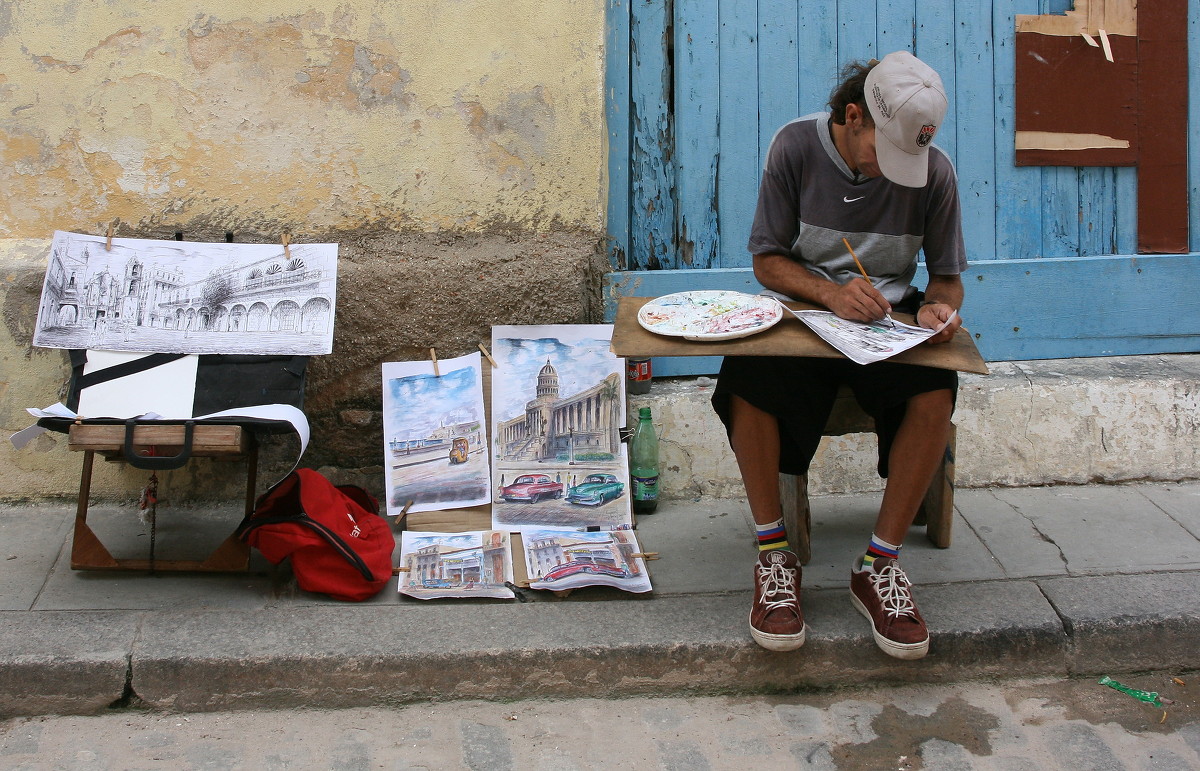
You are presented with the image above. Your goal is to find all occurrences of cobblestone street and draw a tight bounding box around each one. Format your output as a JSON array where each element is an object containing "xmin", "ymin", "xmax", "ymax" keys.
[{"xmin": 3, "ymin": 674, "xmax": 1196, "ymax": 770}]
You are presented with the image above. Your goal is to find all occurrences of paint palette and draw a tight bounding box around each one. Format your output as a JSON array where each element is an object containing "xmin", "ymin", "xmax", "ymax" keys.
[{"xmin": 637, "ymin": 290, "xmax": 784, "ymax": 341}]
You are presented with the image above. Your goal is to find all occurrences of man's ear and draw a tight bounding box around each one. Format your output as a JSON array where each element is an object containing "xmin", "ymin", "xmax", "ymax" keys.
[{"xmin": 845, "ymin": 102, "xmax": 865, "ymax": 128}]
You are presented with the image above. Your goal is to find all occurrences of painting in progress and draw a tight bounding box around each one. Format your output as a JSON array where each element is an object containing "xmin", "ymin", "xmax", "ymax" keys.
[
  {"xmin": 489, "ymin": 325, "xmax": 630, "ymax": 530},
  {"xmin": 398, "ymin": 530, "xmax": 515, "ymax": 600},
  {"xmin": 383, "ymin": 353, "xmax": 490, "ymax": 516},
  {"xmin": 33, "ymin": 232, "xmax": 337, "ymax": 355},
  {"xmin": 520, "ymin": 527, "xmax": 652, "ymax": 593}
]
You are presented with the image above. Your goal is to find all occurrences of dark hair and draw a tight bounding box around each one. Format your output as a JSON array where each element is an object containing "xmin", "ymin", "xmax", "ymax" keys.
[{"xmin": 828, "ymin": 60, "xmax": 876, "ymax": 125}]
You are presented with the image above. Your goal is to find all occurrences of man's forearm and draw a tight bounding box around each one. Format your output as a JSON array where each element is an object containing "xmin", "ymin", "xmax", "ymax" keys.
[
  {"xmin": 923, "ymin": 274, "xmax": 964, "ymax": 311},
  {"xmin": 753, "ymin": 253, "xmax": 839, "ymax": 306}
]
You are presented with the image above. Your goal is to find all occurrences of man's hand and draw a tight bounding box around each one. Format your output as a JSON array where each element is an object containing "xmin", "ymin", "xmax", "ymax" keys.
[
  {"xmin": 825, "ymin": 277, "xmax": 892, "ymax": 323},
  {"xmin": 917, "ymin": 302, "xmax": 961, "ymax": 344}
]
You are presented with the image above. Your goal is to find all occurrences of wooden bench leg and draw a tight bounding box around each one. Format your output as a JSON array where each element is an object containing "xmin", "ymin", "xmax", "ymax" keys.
[
  {"xmin": 917, "ymin": 423, "xmax": 955, "ymax": 548},
  {"xmin": 71, "ymin": 450, "xmax": 121, "ymax": 570},
  {"xmin": 778, "ymin": 472, "xmax": 812, "ymax": 565},
  {"xmin": 69, "ymin": 440, "xmax": 254, "ymax": 573}
]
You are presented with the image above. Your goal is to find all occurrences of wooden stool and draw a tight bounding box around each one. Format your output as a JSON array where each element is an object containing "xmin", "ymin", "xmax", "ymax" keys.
[
  {"xmin": 778, "ymin": 385, "xmax": 955, "ymax": 564},
  {"xmin": 67, "ymin": 423, "xmax": 257, "ymax": 572}
]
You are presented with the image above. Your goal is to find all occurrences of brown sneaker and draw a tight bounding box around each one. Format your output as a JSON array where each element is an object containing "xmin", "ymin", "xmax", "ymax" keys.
[
  {"xmin": 850, "ymin": 558, "xmax": 929, "ymax": 660},
  {"xmin": 749, "ymin": 549, "xmax": 806, "ymax": 651}
]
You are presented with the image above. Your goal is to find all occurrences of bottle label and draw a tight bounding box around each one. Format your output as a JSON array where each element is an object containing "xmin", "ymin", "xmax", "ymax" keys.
[
  {"xmin": 626, "ymin": 358, "xmax": 651, "ymax": 383},
  {"xmin": 631, "ymin": 474, "xmax": 658, "ymax": 501}
]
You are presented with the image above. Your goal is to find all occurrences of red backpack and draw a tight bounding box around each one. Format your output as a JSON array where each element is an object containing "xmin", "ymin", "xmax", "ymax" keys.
[{"xmin": 238, "ymin": 469, "xmax": 395, "ymax": 601}]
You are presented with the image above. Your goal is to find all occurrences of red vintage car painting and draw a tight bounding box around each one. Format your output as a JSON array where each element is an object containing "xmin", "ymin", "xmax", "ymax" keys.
[{"xmin": 499, "ymin": 474, "xmax": 564, "ymax": 503}]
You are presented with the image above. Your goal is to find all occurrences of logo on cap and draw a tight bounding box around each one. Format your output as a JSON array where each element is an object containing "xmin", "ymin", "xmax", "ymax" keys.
[{"xmin": 916, "ymin": 123, "xmax": 937, "ymax": 148}]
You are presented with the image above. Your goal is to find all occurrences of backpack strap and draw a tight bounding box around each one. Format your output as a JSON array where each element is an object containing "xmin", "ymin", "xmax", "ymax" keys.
[{"xmin": 238, "ymin": 512, "xmax": 376, "ymax": 581}]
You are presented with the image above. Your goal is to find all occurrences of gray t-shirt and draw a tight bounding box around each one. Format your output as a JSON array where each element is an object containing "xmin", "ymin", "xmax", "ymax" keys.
[{"xmin": 747, "ymin": 113, "xmax": 967, "ymax": 306}]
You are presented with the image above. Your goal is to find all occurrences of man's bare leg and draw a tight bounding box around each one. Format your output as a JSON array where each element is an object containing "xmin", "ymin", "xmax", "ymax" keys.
[
  {"xmin": 728, "ymin": 395, "xmax": 784, "ymax": 527},
  {"xmin": 873, "ymin": 388, "xmax": 954, "ymax": 544},
  {"xmin": 729, "ymin": 395, "xmax": 806, "ymax": 650},
  {"xmin": 851, "ymin": 387, "xmax": 953, "ymax": 660}
]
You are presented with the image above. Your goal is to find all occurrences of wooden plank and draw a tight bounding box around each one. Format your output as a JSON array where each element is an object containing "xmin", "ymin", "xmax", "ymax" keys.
[
  {"xmin": 757, "ymin": 0, "xmax": 798, "ymax": 163},
  {"xmin": 68, "ymin": 424, "xmax": 246, "ymax": 454},
  {"xmin": 1136, "ymin": 0, "xmax": 1189, "ymax": 253},
  {"xmin": 795, "ymin": 0, "xmax": 837, "ymax": 115},
  {"xmin": 955, "ymin": 3, "xmax": 998, "ymax": 264},
  {"xmin": 610, "ymin": 297, "xmax": 990, "ymax": 375},
  {"xmin": 604, "ymin": 252, "xmax": 1200, "ymax": 363},
  {"xmin": 716, "ymin": 0, "xmax": 759, "ymax": 269},
  {"xmin": 1114, "ymin": 166, "xmax": 1137, "ymax": 255},
  {"xmin": 915, "ymin": 0, "xmax": 957, "ymax": 162},
  {"xmin": 605, "ymin": 0, "xmax": 632, "ymax": 270},
  {"xmin": 877, "ymin": 0, "xmax": 917, "ymax": 56},
  {"xmin": 1191, "ymin": 0, "xmax": 1200, "ymax": 254},
  {"xmin": 1079, "ymin": 168, "xmax": 1118, "ymax": 256},
  {"xmin": 1041, "ymin": 167, "xmax": 1082, "ymax": 257},
  {"xmin": 630, "ymin": 0, "xmax": 675, "ymax": 270},
  {"xmin": 993, "ymin": 0, "xmax": 1045, "ymax": 262},
  {"xmin": 674, "ymin": 0, "xmax": 721, "ymax": 269},
  {"xmin": 837, "ymin": 1, "xmax": 878, "ymax": 65}
]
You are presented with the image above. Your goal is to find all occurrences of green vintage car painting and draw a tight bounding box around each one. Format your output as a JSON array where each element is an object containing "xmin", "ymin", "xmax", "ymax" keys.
[{"xmin": 566, "ymin": 474, "xmax": 625, "ymax": 506}]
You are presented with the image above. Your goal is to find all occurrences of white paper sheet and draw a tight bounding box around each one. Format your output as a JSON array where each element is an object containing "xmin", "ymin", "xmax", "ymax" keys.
[
  {"xmin": 789, "ymin": 308, "xmax": 957, "ymax": 366},
  {"xmin": 76, "ymin": 351, "xmax": 199, "ymax": 419}
]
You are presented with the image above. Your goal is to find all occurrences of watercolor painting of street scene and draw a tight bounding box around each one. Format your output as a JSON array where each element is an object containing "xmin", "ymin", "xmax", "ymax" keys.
[
  {"xmin": 489, "ymin": 325, "xmax": 630, "ymax": 531},
  {"xmin": 33, "ymin": 231, "xmax": 337, "ymax": 355},
  {"xmin": 383, "ymin": 353, "xmax": 490, "ymax": 516},
  {"xmin": 398, "ymin": 530, "xmax": 515, "ymax": 600},
  {"xmin": 520, "ymin": 527, "xmax": 652, "ymax": 594}
]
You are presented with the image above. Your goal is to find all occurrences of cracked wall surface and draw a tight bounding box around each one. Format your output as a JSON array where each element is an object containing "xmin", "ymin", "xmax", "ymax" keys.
[
  {"xmin": 0, "ymin": 2, "xmax": 606, "ymax": 236},
  {"xmin": 0, "ymin": 1, "xmax": 610, "ymax": 501}
]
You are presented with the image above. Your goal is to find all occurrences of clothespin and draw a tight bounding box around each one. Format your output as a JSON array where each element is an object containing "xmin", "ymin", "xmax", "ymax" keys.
[
  {"xmin": 430, "ymin": 348, "xmax": 440, "ymax": 377},
  {"xmin": 392, "ymin": 566, "xmax": 410, "ymax": 576},
  {"xmin": 281, "ymin": 233, "xmax": 291, "ymax": 260},
  {"xmin": 105, "ymin": 222, "xmax": 115, "ymax": 251},
  {"xmin": 631, "ymin": 551, "xmax": 660, "ymax": 560},
  {"xmin": 392, "ymin": 499, "xmax": 414, "ymax": 530},
  {"xmin": 1081, "ymin": 32, "xmax": 1099, "ymax": 47},
  {"xmin": 504, "ymin": 581, "xmax": 533, "ymax": 602},
  {"xmin": 478, "ymin": 343, "xmax": 499, "ymax": 368}
]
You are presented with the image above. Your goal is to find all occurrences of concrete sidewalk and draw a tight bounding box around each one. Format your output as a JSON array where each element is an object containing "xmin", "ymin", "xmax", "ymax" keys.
[{"xmin": 1, "ymin": 481, "xmax": 1199, "ymax": 718}]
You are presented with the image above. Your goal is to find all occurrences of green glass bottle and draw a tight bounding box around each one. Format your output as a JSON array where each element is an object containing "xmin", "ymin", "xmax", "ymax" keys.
[{"xmin": 629, "ymin": 407, "xmax": 659, "ymax": 514}]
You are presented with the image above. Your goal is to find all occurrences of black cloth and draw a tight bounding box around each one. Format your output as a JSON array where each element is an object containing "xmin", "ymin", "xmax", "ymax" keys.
[{"xmin": 712, "ymin": 357, "xmax": 957, "ymax": 478}]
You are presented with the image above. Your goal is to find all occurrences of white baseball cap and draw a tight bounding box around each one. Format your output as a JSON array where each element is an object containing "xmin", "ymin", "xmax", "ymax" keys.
[{"xmin": 865, "ymin": 51, "xmax": 948, "ymax": 188}]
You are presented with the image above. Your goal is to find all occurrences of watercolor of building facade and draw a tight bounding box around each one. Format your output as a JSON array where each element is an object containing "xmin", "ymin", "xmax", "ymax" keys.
[
  {"xmin": 489, "ymin": 325, "xmax": 629, "ymax": 530},
  {"xmin": 399, "ymin": 530, "xmax": 515, "ymax": 600}
]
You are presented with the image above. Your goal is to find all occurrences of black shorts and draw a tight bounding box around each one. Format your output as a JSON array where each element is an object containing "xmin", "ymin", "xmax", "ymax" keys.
[{"xmin": 711, "ymin": 356, "xmax": 957, "ymax": 478}]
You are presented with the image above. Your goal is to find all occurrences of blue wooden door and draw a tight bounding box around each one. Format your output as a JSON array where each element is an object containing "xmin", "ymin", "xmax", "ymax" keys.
[{"xmin": 605, "ymin": 0, "xmax": 1200, "ymax": 367}]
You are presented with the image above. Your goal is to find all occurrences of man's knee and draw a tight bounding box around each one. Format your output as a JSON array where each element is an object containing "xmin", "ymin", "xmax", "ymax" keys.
[{"xmin": 904, "ymin": 388, "xmax": 953, "ymax": 423}]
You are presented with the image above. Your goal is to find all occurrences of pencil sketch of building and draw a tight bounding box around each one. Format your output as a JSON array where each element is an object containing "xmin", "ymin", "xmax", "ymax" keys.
[
  {"xmin": 33, "ymin": 232, "xmax": 337, "ymax": 356},
  {"xmin": 495, "ymin": 360, "xmax": 622, "ymax": 462}
]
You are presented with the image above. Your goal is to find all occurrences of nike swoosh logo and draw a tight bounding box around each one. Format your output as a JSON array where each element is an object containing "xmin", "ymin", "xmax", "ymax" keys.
[{"xmin": 843, "ymin": 196, "xmax": 865, "ymax": 203}]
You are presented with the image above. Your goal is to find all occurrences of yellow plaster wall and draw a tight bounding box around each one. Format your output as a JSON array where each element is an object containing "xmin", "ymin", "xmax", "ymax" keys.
[{"xmin": 0, "ymin": 1, "xmax": 607, "ymax": 237}]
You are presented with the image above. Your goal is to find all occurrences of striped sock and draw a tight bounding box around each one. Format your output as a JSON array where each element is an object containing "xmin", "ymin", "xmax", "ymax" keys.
[
  {"xmin": 755, "ymin": 517, "xmax": 789, "ymax": 551},
  {"xmin": 858, "ymin": 533, "xmax": 901, "ymax": 572}
]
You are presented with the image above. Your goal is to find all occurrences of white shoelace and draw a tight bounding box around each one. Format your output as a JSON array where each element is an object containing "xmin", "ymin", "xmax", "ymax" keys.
[
  {"xmin": 868, "ymin": 562, "xmax": 918, "ymax": 619},
  {"xmin": 757, "ymin": 563, "xmax": 798, "ymax": 612}
]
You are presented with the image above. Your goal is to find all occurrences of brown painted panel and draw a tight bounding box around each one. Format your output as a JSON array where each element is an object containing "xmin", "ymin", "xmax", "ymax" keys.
[
  {"xmin": 1136, "ymin": 0, "xmax": 1189, "ymax": 253},
  {"xmin": 1014, "ymin": 32, "xmax": 1138, "ymax": 166}
]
